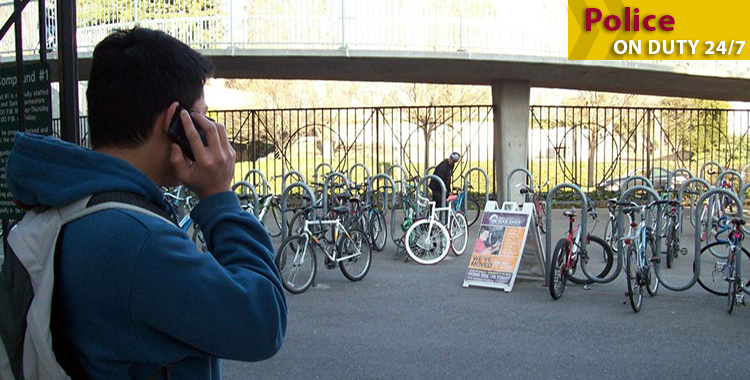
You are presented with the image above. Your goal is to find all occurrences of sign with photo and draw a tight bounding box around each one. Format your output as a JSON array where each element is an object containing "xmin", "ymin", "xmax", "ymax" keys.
[{"xmin": 463, "ymin": 209, "xmax": 532, "ymax": 292}]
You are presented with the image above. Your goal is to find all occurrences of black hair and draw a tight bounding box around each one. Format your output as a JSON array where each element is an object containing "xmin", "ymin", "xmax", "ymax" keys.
[{"xmin": 87, "ymin": 27, "xmax": 214, "ymax": 149}]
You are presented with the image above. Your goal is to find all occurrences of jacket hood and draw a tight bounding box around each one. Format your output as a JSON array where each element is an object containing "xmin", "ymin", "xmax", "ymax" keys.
[{"xmin": 6, "ymin": 133, "xmax": 166, "ymax": 209}]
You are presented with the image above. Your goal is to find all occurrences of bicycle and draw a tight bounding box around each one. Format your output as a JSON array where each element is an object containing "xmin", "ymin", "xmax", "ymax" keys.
[
  {"xmin": 622, "ymin": 200, "xmax": 667, "ymax": 312},
  {"xmin": 518, "ymin": 182, "xmax": 548, "ymax": 234},
  {"xmin": 454, "ymin": 184, "xmax": 481, "ymax": 227},
  {"xmin": 696, "ymin": 216, "xmax": 750, "ymax": 313},
  {"xmin": 548, "ymin": 205, "xmax": 614, "ymax": 300},
  {"xmin": 404, "ymin": 194, "xmax": 468, "ymax": 265},
  {"xmin": 275, "ymin": 206, "xmax": 372, "ymax": 294}
]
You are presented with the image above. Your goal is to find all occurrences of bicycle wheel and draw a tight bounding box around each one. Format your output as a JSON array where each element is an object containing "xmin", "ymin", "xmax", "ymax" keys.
[
  {"xmin": 465, "ymin": 198, "xmax": 481, "ymax": 227},
  {"xmin": 626, "ymin": 243, "xmax": 643, "ymax": 312},
  {"xmin": 338, "ymin": 229, "xmax": 372, "ymax": 281},
  {"xmin": 405, "ymin": 219, "xmax": 450, "ymax": 265},
  {"xmin": 665, "ymin": 217, "xmax": 676, "ymax": 269},
  {"xmin": 276, "ymin": 235, "xmax": 316, "ymax": 294},
  {"xmin": 263, "ymin": 203, "xmax": 283, "ymax": 238},
  {"xmin": 569, "ymin": 235, "xmax": 614, "ymax": 285},
  {"xmin": 548, "ymin": 239, "xmax": 569, "ymax": 300},
  {"xmin": 369, "ymin": 210, "xmax": 388, "ymax": 252},
  {"xmin": 727, "ymin": 257, "xmax": 737, "ymax": 314},
  {"xmin": 450, "ymin": 212, "xmax": 469, "ymax": 256},
  {"xmin": 645, "ymin": 235, "xmax": 659, "ymax": 297},
  {"xmin": 192, "ymin": 226, "xmax": 208, "ymax": 253},
  {"xmin": 603, "ymin": 217, "xmax": 619, "ymax": 253},
  {"xmin": 696, "ymin": 242, "xmax": 750, "ymax": 295}
]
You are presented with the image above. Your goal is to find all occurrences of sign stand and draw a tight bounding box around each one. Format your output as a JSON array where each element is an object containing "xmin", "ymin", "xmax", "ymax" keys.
[{"xmin": 462, "ymin": 201, "xmax": 546, "ymax": 292}]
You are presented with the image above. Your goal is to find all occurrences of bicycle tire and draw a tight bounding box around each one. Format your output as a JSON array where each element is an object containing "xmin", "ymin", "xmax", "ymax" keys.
[
  {"xmin": 465, "ymin": 198, "xmax": 481, "ymax": 227},
  {"xmin": 450, "ymin": 212, "xmax": 469, "ymax": 256},
  {"xmin": 264, "ymin": 202, "xmax": 283, "ymax": 238},
  {"xmin": 569, "ymin": 235, "xmax": 614, "ymax": 285},
  {"xmin": 603, "ymin": 217, "xmax": 618, "ymax": 253},
  {"xmin": 665, "ymin": 217, "xmax": 675, "ymax": 269},
  {"xmin": 369, "ymin": 210, "xmax": 388, "ymax": 252},
  {"xmin": 338, "ymin": 229, "xmax": 372, "ymax": 281},
  {"xmin": 548, "ymin": 239, "xmax": 569, "ymax": 300},
  {"xmin": 696, "ymin": 242, "xmax": 750, "ymax": 295},
  {"xmin": 728, "ymin": 260, "xmax": 737, "ymax": 314},
  {"xmin": 626, "ymin": 243, "xmax": 643, "ymax": 312},
  {"xmin": 645, "ymin": 235, "xmax": 659, "ymax": 297},
  {"xmin": 405, "ymin": 219, "xmax": 450, "ymax": 265},
  {"xmin": 276, "ymin": 235, "xmax": 316, "ymax": 294}
]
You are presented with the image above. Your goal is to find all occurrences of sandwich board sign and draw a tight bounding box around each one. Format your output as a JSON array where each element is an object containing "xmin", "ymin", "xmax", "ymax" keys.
[{"xmin": 462, "ymin": 202, "xmax": 534, "ymax": 292}]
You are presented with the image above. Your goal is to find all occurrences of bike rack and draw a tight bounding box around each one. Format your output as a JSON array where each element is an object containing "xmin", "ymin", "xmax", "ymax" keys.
[
  {"xmin": 323, "ymin": 172, "xmax": 352, "ymax": 217},
  {"xmin": 348, "ymin": 163, "xmax": 371, "ymax": 185},
  {"xmin": 385, "ymin": 164, "xmax": 410, "ymax": 194},
  {"xmin": 694, "ymin": 189, "xmax": 749, "ymax": 294},
  {"xmin": 367, "ymin": 173, "xmax": 397, "ymax": 247},
  {"xmin": 424, "ymin": 165, "xmax": 437, "ymax": 177},
  {"xmin": 621, "ymin": 175, "xmax": 654, "ymax": 191},
  {"xmin": 742, "ymin": 163, "xmax": 750, "ymax": 180},
  {"xmin": 231, "ymin": 181, "xmax": 260, "ymax": 216},
  {"xmin": 417, "ymin": 174, "xmax": 447, "ymax": 212},
  {"xmin": 676, "ymin": 178, "xmax": 712, "ymax": 238},
  {"xmin": 280, "ymin": 181, "xmax": 316, "ymax": 242},
  {"xmin": 716, "ymin": 169, "xmax": 743, "ymax": 190},
  {"xmin": 243, "ymin": 169, "xmax": 270, "ymax": 197},
  {"xmin": 667, "ymin": 168, "xmax": 694, "ymax": 191},
  {"xmin": 699, "ymin": 161, "xmax": 724, "ymax": 180},
  {"xmin": 281, "ymin": 170, "xmax": 306, "ymax": 192},
  {"xmin": 506, "ymin": 168, "xmax": 534, "ymax": 203},
  {"xmin": 313, "ymin": 162, "xmax": 334, "ymax": 184},
  {"xmin": 582, "ymin": 186, "xmax": 660, "ymax": 285},
  {"xmin": 544, "ymin": 183, "xmax": 588, "ymax": 286},
  {"xmin": 463, "ymin": 167, "xmax": 490, "ymax": 209}
]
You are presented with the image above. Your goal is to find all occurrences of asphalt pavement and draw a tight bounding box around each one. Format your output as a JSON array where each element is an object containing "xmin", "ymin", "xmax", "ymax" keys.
[{"xmin": 222, "ymin": 209, "xmax": 750, "ymax": 380}]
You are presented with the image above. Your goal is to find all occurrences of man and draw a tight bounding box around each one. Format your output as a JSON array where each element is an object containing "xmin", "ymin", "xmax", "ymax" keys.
[
  {"xmin": 6, "ymin": 28, "xmax": 286, "ymax": 379},
  {"xmin": 429, "ymin": 152, "xmax": 460, "ymax": 205}
]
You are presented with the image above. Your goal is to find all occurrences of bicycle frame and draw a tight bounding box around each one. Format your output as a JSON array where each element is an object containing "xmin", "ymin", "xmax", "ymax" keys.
[{"xmin": 301, "ymin": 219, "xmax": 362, "ymax": 263}]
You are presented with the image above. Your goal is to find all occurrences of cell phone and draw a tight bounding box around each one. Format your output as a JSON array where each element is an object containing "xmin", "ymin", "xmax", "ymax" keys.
[{"xmin": 166, "ymin": 105, "xmax": 208, "ymax": 161}]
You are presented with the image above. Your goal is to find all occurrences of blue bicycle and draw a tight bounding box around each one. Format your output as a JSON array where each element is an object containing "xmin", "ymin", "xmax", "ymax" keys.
[{"xmin": 453, "ymin": 185, "xmax": 481, "ymax": 227}]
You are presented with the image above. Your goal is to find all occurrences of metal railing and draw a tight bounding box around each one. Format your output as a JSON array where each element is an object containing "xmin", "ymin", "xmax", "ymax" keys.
[
  {"xmin": 52, "ymin": 104, "xmax": 750, "ymax": 200},
  {"xmin": 2, "ymin": 0, "xmax": 749, "ymax": 76}
]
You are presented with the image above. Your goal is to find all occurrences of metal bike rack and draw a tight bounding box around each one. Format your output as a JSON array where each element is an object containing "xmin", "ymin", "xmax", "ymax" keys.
[
  {"xmin": 424, "ymin": 165, "xmax": 437, "ymax": 177},
  {"xmin": 677, "ymin": 178, "xmax": 712, "ymax": 237},
  {"xmin": 280, "ymin": 181, "xmax": 316, "ymax": 241},
  {"xmin": 742, "ymin": 163, "xmax": 750, "ymax": 180},
  {"xmin": 231, "ymin": 181, "xmax": 260, "ymax": 216},
  {"xmin": 385, "ymin": 164, "xmax": 410, "ymax": 194},
  {"xmin": 621, "ymin": 175, "xmax": 654, "ymax": 191},
  {"xmin": 417, "ymin": 174, "xmax": 447, "ymax": 211},
  {"xmin": 281, "ymin": 170, "xmax": 306, "ymax": 191},
  {"xmin": 463, "ymin": 166, "xmax": 490, "ymax": 207},
  {"xmin": 243, "ymin": 169, "xmax": 270, "ymax": 197},
  {"xmin": 694, "ymin": 189, "xmax": 749, "ymax": 294},
  {"xmin": 368, "ymin": 173, "xmax": 397, "ymax": 247},
  {"xmin": 583, "ymin": 186, "xmax": 660, "ymax": 285},
  {"xmin": 716, "ymin": 169, "xmax": 743, "ymax": 190},
  {"xmin": 348, "ymin": 163, "xmax": 371, "ymax": 185},
  {"xmin": 506, "ymin": 168, "xmax": 534, "ymax": 203},
  {"xmin": 313, "ymin": 162, "xmax": 334, "ymax": 183},
  {"xmin": 667, "ymin": 168, "xmax": 694, "ymax": 191},
  {"xmin": 699, "ymin": 161, "xmax": 724, "ymax": 180},
  {"xmin": 544, "ymin": 183, "xmax": 588, "ymax": 285},
  {"xmin": 323, "ymin": 172, "xmax": 352, "ymax": 217}
]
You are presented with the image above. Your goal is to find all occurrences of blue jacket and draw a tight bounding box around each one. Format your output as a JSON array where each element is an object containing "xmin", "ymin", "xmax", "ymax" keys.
[{"xmin": 6, "ymin": 133, "xmax": 287, "ymax": 379}]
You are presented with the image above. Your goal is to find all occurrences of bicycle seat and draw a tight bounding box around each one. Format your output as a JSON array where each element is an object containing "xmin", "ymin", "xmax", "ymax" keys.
[
  {"xmin": 563, "ymin": 209, "xmax": 576, "ymax": 217},
  {"xmin": 446, "ymin": 195, "xmax": 458, "ymax": 203},
  {"xmin": 607, "ymin": 198, "xmax": 618, "ymax": 204},
  {"xmin": 333, "ymin": 206, "xmax": 350, "ymax": 215}
]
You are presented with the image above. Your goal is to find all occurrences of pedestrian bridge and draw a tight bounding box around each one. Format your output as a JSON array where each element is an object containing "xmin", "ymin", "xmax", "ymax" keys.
[{"xmin": 3, "ymin": 0, "xmax": 750, "ymax": 100}]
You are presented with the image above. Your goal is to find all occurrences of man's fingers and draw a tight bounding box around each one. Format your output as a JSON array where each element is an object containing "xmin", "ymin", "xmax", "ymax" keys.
[
  {"xmin": 216, "ymin": 121, "xmax": 232, "ymax": 152},
  {"xmin": 181, "ymin": 110, "xmax": 208, "ymax": 162},
  {"xmin": 191, "ymin": 112, "xmax": 221, "ymax": 154},
  {"xmin": 170, "ymin": 143, "xmax": 191, "ymax": 181}
]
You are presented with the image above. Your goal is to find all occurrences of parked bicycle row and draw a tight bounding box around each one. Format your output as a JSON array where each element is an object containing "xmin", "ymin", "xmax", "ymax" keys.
[{"xmin": 530, "ymin": 163, "xmax": 750, "ymax": 314}]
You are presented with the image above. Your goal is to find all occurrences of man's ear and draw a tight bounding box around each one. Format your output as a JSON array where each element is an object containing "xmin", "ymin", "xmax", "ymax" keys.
[{"xmin": 160, "ymin": 102, "xmax": 180, "ymax": 134}]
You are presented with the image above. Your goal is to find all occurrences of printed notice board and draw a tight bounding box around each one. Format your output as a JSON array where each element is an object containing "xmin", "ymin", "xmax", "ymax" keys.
[{"xmin": 462, "ymin": 209, "xmax": 532, "ymax": 292}]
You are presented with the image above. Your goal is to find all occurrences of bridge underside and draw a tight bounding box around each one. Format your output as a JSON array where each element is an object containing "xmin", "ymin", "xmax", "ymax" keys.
[{"xmin": 37, "ymin": 50, "xmax": 750, "ymax": 101}]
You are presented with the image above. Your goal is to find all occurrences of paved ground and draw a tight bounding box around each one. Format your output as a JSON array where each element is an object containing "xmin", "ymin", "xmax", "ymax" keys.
[{"xmin": 222, "ymin": 210, "xmax": 750, "ymax": 380}]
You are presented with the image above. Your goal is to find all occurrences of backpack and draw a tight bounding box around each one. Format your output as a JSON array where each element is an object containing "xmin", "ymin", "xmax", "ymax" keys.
[{"xmin": 0, "ymin": 192, "xmax": 176, "ymax": 380}]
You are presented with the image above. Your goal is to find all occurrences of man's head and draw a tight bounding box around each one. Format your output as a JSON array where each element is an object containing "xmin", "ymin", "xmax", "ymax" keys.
[
  {"xmin": 448, "ymin": 152, "xmax": 461, "ymax": 166},
  {"xmin": 87, "ymin": 28, "xmax": 214, "ymax": 186}
]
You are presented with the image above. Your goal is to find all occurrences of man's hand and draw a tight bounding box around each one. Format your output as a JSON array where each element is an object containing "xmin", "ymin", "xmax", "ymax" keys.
[{"xmin": 170, "ymin": 108, "xmax": 236, "ymax": 199}]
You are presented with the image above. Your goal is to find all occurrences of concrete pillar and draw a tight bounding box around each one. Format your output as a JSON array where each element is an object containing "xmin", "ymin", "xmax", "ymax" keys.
[{"xmin": 492, "ymin": 80, "xmax": 530, "ymax": 204}]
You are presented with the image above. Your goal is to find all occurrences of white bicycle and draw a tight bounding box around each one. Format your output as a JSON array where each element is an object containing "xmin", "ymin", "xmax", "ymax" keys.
[{"xmin": 404, "ymin": 194, "xmax": 468, "ymax": 265}]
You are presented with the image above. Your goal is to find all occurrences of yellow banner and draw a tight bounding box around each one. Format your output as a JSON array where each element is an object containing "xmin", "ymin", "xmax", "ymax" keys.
[{"xmin": 568, "ymin": 0, "xmax": 750, "ymax": 60}]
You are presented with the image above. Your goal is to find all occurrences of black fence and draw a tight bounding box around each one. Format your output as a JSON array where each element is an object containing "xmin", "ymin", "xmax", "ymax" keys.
[{"xmin": 52, "ymin": 105, "xmax": 750, "ymax": 198}]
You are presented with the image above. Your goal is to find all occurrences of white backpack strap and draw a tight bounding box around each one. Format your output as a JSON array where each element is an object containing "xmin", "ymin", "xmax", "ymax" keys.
[{"xmin": 59, "ymin": 195, "xmax": 175, "ymax": 226}]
